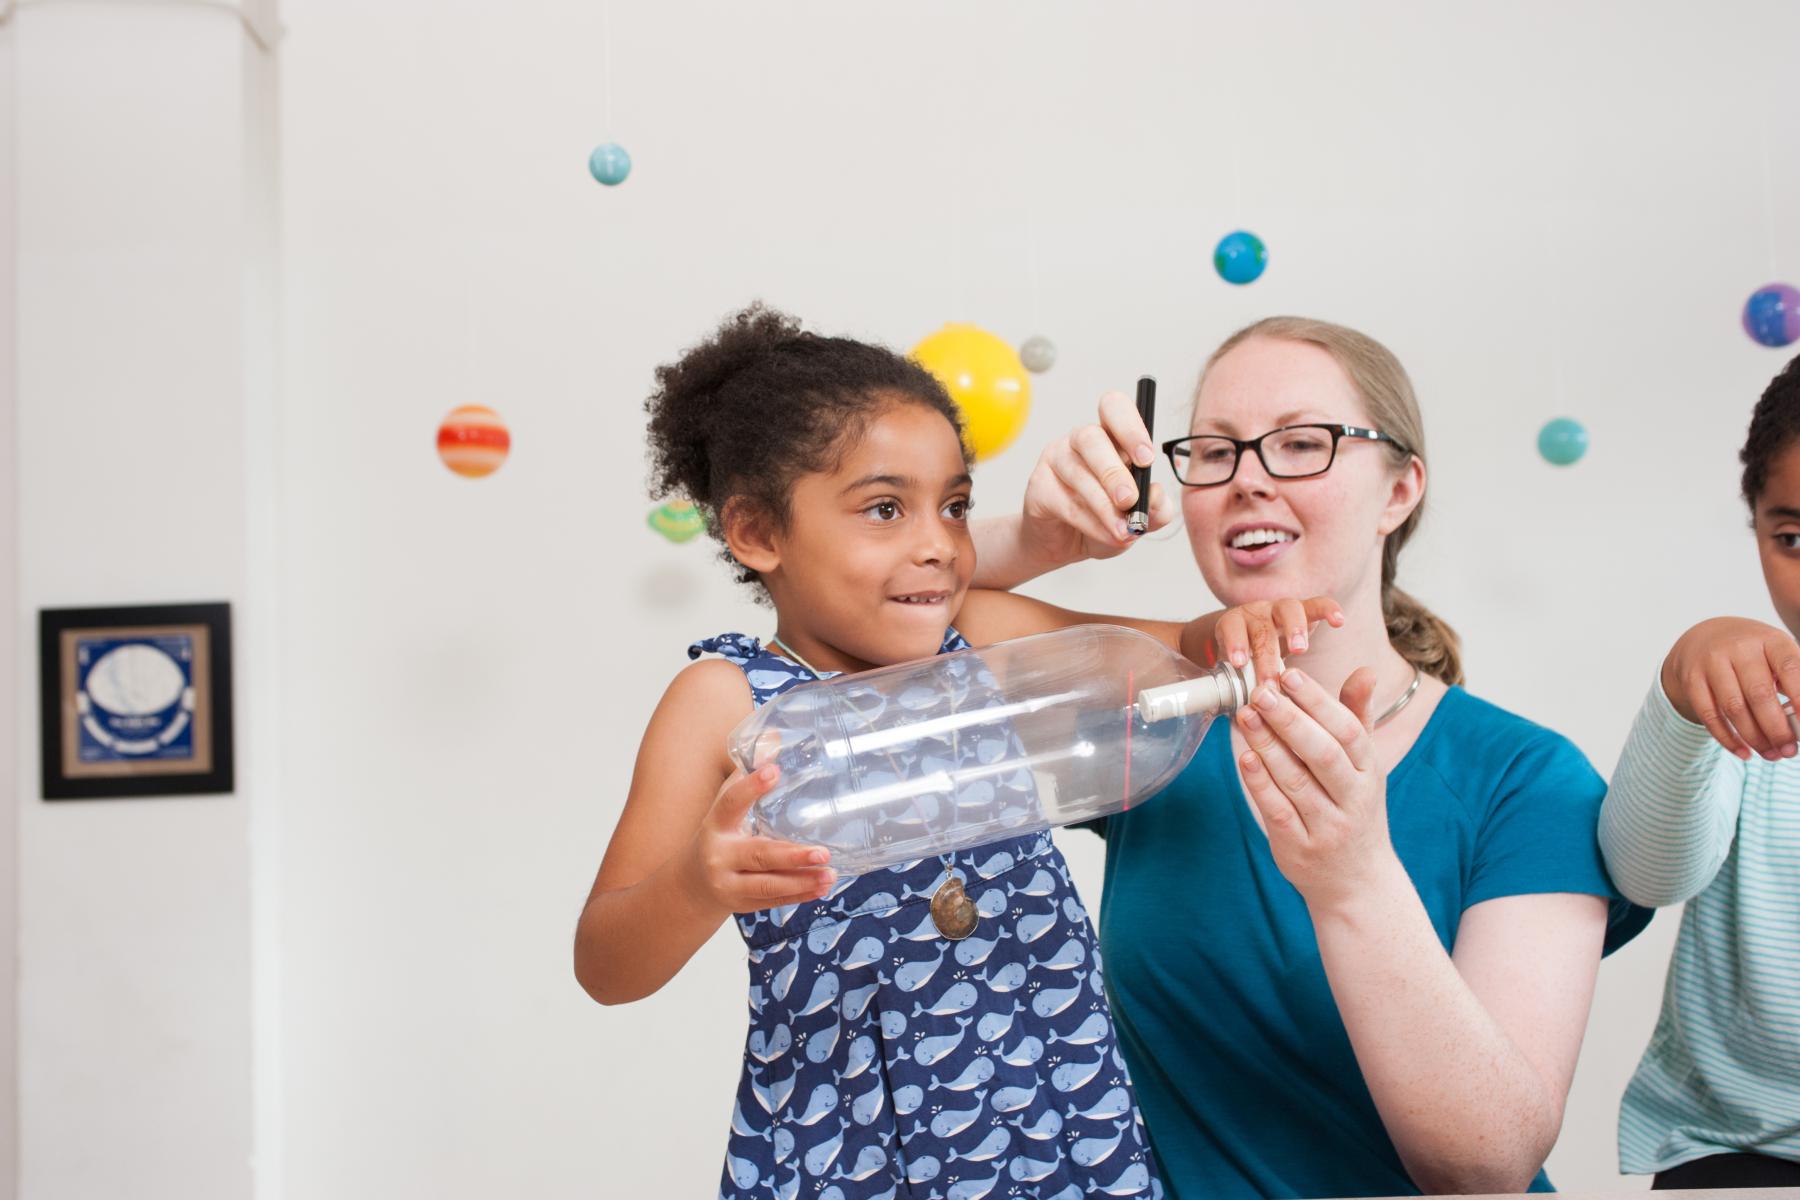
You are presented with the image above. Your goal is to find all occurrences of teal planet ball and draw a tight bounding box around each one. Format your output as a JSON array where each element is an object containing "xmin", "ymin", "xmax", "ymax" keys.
[
  {"xmin": 1537, "ymin": 418, "xmax": 1588, "ymax": 466},
  {"xmin": 588, "ymin": 142, "xmax": 632, "ymax": 186}
]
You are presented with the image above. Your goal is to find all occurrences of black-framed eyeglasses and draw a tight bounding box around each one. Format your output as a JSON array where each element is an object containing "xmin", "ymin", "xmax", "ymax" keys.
[{"xmin": 1162, "ymin": 424, "xmax": 1410, "ymax": 487}]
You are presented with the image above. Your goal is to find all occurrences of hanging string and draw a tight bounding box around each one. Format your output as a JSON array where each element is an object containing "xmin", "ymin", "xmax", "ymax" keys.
[
  {"xmin": 1230, "ymin": 107, "xmax": 1245, "ymax": 223},
  {"xmin": 1547, "ymin": 168, "xmax": 1566, "ymax": 408},
  {"xmin": 951, "ymin": 95, "xmax": 968, "ymax": 320},
  {"xmin": 1762, "ymin": 133, "xmax": 1779, "ymax": 280},
  {"xmin": 461, "ymin": 266, "xmax": 476, "ymax": 406},
  {"xmin": 601, "ymin": 0, "xmax": 615, "ymax": 138},
  {"xmin": 1025, "ymin": 203, "xmax": 1043, "ymax": 332},
  {"xmin": 1224, "ymin": 59, "xmax": 1246, "ymax": 223}
]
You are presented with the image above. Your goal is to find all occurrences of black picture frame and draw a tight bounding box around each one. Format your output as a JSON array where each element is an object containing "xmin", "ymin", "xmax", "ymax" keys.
[{"xmin": 38, "ymin": 602, "xmax": 235, "ymax": 801}]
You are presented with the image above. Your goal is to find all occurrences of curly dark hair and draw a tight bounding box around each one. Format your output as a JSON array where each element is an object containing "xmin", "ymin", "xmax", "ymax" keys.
[
  {"xmin": 646, "ymin": 302, "xmax": 969, "ymax": 590},
  {"xmin": 1741, "ymin": 351, "xmax": 1800, "ymax": 509}
]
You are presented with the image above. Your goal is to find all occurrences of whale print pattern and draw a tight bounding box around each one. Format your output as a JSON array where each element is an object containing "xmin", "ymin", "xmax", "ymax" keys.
[{"xmin": 694, "ymin": 632, "xmax": 1162, "ymax": 1199}]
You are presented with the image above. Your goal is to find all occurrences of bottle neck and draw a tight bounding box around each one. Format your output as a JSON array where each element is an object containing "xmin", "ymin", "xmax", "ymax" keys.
[{"xmin": 1134, "ymin": 658, "xmax": 1262, "ymax": 725}]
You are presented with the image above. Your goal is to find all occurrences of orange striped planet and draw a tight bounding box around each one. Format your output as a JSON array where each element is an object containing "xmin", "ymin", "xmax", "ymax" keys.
[{"xmin": 436, "ymin": 405, "xmax": 510, "ymax": 478}]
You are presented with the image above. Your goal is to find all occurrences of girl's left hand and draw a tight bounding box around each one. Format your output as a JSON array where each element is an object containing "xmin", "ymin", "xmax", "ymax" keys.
[{"xmin": 1234, "ymin": 666, "xmax": 1401, "ymax": 911}]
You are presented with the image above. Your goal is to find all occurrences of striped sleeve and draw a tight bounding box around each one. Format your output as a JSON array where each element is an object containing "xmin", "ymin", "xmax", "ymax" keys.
[{"xmin": 1598, "ymin": 675, "xmax": 1747, "ymax": 908}]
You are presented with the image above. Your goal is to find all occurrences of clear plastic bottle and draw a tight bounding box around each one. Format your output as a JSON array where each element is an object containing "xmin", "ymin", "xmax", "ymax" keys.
[{"xmin": 728, "ymin": 624, "xmax": 1260, "ymax": 875}]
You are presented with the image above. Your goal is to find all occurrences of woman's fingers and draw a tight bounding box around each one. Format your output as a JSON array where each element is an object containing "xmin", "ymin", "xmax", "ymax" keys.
[
  {"xmin": 1249, "ymin": 675, "xmax": 1365, "ymax": 797},
  {"xmin": 1237, "ymin": 744, "xmax": 1307, "ymax": 841},
  {"xmin": 1337, "ymin": 667, "xmax": 1379, "ymax": 737},
  {"xmin": 1098, "ymin": 389, "xmax": 1155, "ymax": 468},
  {"xmin": 1236, "ymin": 702, "xmax": 1329, "ymax": 832}
]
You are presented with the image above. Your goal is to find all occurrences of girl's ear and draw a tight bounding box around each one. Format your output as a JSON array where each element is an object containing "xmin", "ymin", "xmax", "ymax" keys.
[
  {"xmin": 1377, "ymin": 455, "xmax": 1425, "ymax": 537},
  {"xmin": 721, "ymin": 497, "xmax": 781, "ymax": 575}
]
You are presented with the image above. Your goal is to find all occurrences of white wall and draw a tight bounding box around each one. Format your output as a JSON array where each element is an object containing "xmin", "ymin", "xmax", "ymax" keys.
[
  {"xmin": 273, "ymin": 2, "xmax": 1800, "ymax": 1195},
  {"xmin": 8, "ymin": 2, "xmax": 276, "ymax": 1196}
]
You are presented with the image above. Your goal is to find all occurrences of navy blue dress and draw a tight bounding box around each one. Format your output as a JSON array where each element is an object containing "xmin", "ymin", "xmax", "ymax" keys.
[{"xmin": 693, "ymin": 630, "xmax": 1163, "ymax": 1200}]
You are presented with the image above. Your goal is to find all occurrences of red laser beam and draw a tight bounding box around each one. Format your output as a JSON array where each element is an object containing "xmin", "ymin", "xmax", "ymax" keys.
[{"xmin": 1122, "ymin": 667, "xmax": 1133, "ymax": 811}]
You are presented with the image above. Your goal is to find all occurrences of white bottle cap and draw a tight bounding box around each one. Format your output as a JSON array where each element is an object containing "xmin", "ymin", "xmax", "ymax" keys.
[{"xmin": 1135, "ymin": 658, "xmax": 1266, "ymax": 725}]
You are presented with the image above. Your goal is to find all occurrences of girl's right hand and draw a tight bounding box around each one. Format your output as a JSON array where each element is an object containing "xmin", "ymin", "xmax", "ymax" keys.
[
  {"xmin": 1209, "ymin": 596, "xmax": 1347, "ymax": 687},
  {"xmin": 1661, "ymin": 616, "xmax": 1800, "ymax": 761},
  {"xmin": 685, "ymin": 764, "xmax": 838, "ymax": 913}
]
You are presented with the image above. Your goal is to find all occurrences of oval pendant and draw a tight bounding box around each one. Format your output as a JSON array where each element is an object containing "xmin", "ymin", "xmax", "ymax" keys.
[{"xmin": 930, "ymin": 874, "xmax": 980, "ymax": 941}]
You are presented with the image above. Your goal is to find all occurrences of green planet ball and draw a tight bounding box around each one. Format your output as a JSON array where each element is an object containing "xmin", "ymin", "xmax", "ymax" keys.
[{"xmin": 648, "ymin": 501, "xmax": 705, "ymax": 543}]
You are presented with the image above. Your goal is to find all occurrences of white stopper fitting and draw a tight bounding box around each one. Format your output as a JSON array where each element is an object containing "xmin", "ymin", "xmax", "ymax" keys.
[{"xmin": 1134, "ymin": 659, "xmax": 1265, "ymax": 725}]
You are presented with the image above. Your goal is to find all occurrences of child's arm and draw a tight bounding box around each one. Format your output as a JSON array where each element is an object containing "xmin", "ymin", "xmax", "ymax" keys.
[
  {"xmin": 573, "ymin": 660, "xmax": 836, "ymax": 1005},
  {"xmin": 955, "ymin": 587, "xmax": 1343, "ymax": 687},
  {"xmin": 1596, "ymin": 618, "xmax": 1795, "ymax": 906}
]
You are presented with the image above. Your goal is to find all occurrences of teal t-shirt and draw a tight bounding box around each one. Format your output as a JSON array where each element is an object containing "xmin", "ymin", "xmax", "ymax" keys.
[{"xmin": 1092, "ymin": 685, "xmax": 1651, "ymax": 1200}]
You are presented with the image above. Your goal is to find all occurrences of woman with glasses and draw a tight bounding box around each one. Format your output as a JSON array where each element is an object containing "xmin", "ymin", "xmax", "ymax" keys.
[{"xmin": 973, "ymin": 316, "xmax": 1650, "ymax": 1199}]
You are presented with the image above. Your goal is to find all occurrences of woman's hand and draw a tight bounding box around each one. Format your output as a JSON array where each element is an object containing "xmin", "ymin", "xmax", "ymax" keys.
[
  {"xmin": 1661, "ymin": 616, "xmax": 1800, "ymax": 761},
  {"xmin": 682, "ymin": 764, "xmax": 837, "ymax": 913},
  {"xmin": 1016, "ymin": 390, "xmax": 1179, "ymax": 568},
  {"xmin": 1234, "ymin": 666, "xmax": 1400, "ymax": 911}
]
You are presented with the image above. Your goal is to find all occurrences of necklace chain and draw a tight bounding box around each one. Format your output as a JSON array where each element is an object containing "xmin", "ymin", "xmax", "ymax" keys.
[
  {"xmin": 769, "ymin": 635, "xmax": 825, "ymax": 678},
  {"xmin": 1373, "ymin": 664, "xmax": 1423, "ymax": 729}
]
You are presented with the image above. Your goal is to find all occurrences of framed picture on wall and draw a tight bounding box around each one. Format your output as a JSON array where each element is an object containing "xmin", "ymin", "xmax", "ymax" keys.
[{"xmin": 37, "ymin": 602, "xmax": 234, "ymax": 800}]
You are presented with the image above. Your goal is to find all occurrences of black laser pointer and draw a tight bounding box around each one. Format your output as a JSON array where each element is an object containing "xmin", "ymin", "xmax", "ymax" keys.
[{"xmin": 1128, "ymin": 376, "xmax": 1155, "ymax": 536}]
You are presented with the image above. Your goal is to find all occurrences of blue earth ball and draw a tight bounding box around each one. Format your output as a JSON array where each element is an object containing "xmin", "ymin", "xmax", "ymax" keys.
[{"xmin": 1213, "ymin": 230, "xmax": 1268, "ymax": 285}]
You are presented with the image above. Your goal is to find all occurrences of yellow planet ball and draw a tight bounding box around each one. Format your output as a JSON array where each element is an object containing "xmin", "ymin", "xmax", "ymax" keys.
[{"xmin": 910, "ymin": 323, "xmax": 1031, "ymax": 461}]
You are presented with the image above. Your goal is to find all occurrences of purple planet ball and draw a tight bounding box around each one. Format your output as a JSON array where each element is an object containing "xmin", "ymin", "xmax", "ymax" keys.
[{"xmin": 1743, "ymin": 283, "xmax": 1800, "ymax": 348}]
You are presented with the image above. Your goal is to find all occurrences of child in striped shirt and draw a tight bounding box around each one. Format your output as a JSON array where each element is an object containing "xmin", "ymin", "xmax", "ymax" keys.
[{"xmin": 1599, "ymin": 350, "xmax": 1800, "ymax": 1190}]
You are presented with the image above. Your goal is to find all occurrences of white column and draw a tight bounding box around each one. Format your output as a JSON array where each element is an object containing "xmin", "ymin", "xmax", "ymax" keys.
[
  {"xmin": 7, "ymin": 2, "xmax": 277, "ymax": 1197},
  {"xmin": 0, "ymin": 11, "xmax": 19, "ymax": 1200}
]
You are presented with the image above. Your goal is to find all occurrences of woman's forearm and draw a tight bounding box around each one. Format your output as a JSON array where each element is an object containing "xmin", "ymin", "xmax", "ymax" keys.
[
  {"xmin": 574, "ymin": 851, "xmax": 731, "ymax": 1006},
  {"xmin": 1311, "ymin": 858, "xmax": 1560, "ymax": 1194}
]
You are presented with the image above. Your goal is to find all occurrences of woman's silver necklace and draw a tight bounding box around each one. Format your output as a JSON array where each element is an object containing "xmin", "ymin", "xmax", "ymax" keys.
[{"xmin": 1374, "ymin": 664, "xmax": 1423, "ymax": 729}]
